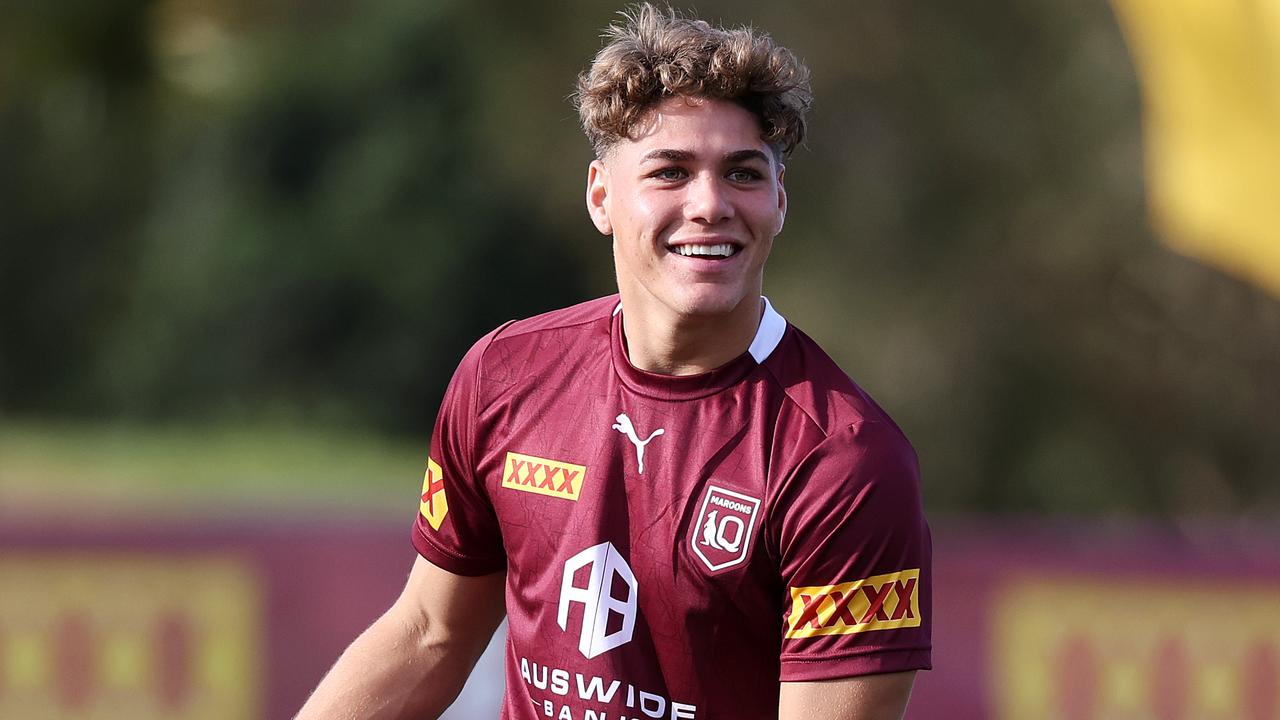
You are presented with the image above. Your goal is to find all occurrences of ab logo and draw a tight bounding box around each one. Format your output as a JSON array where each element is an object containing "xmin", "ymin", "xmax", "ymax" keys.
[{"xmin": 558, "ymin": 542, "xmax": 638, "ymax": 659}]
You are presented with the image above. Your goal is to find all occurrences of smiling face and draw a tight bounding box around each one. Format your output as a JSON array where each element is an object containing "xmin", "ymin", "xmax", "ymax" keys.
[{"xmin": 586, "ymin": 96, "xmax": 787, "ymax": 322}]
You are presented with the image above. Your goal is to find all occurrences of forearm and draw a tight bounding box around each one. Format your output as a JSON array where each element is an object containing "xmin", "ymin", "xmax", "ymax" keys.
[
  {"xmin": 295, "ymin": 606, "xmax": 491, "ymax": 720},
  {"xmin": 296, "ymin": 556, "xmax": 505, "ymax": 719}
]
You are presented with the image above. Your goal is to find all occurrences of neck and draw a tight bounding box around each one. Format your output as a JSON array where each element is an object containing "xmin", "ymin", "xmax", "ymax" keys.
[{"xmin": 619, "ymin": 293, "xmax": 764, "ymax": 376}]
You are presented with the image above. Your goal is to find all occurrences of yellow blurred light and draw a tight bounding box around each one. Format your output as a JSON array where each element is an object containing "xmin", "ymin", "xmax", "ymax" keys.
[
  {"xmin": 992, "ymin": 576, "xmax": 1280, "ymax": 719},
  {"xmin": 1196, "ymin": 663, "xmax": 1238, "ymax": 715},
  {"xmin": 1111, "ymin": 0, "xmax": 1280, "ymax": 297},
  {"xmin": 5, "ymin": 632, "xmax": 50, "ymax": 690},
  {"xmin": 102, "ymin": 632, "xmax": 147, "ymax": 690},
  {"xmin": 1105, "ymin": 660, "xmax": 1144, "ymax": 712},
  {"xmin": 0, "ymin": 555, "xmax": 261, "ymax": 719}
]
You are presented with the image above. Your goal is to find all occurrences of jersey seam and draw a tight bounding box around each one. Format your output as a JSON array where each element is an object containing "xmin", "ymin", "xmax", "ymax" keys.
[
  {"xmin": 752, "ymin": 325, "xmax": 823, "ymax": 571},
  {"xmin": 755, "ymin": 337, "xmax": 831, "ymax": 440},
  {"xmin": 470, "ymin": 319, "xmax": 518, "ymax": 506}
]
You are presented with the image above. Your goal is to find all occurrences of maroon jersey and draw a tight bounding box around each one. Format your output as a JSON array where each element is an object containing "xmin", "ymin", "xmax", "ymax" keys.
[{"xmin": 413, "ymin": 295, "xmax": 931, "ymax": 720}]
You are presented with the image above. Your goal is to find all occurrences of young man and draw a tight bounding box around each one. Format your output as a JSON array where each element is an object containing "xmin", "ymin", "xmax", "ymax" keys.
[{"xmin": 297, "ymin": 5, "xmax": 930, "ymax": 719}]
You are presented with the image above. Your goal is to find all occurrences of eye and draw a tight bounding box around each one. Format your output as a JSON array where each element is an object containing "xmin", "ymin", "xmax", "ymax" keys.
[
  {"xmin": 727, "ymin": 167, "xmax": 764, "ymax": 183},
  {"xmin": 649, "ymin": 167, "xmax": 688, "ymax": 182}
]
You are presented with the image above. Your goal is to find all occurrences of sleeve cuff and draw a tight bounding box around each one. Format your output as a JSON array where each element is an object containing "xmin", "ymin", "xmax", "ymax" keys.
[
  {"xmin": 779, "ymin": 647, "xmax": 932, "ymax": 682},
  {"xmin": 411, "ymin": 523, "xmax": 506, "ymax": 577}
]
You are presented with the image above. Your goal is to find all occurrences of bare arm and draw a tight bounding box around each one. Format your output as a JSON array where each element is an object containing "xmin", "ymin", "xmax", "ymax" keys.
[
  {"xmin": 295, "ymin": 555, "xmax": 506, "ymax": 720},
  {"xmin": 778, "ymin": 671, "xmax": 917, "ymax": 720}
]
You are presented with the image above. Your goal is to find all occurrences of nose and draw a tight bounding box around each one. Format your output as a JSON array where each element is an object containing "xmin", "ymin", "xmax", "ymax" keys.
[{"xmin": 683, "ymin": 173, "xmax": 734, "ymax": 224}]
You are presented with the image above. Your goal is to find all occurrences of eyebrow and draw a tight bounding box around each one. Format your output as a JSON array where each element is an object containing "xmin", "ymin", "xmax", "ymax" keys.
[
  {"xmin": 723, "ymin": 149, "xmax": 771, "ymax": 164},
  {"xmin": 640, "ymin": 149, "xmax": 694, "ymax": 163},
  {"xmin": 639, "ymin": 148, "xmax": 772, "ymax": 164}
]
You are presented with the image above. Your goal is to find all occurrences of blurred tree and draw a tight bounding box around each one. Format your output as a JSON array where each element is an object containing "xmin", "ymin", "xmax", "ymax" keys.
[
  {"xmin": 0, "ymin": 0, "xmax": 157, "ymax": 414},
  {"xmin": 3, "ymin": 0, "xmax": 588, "ymax": 432}
]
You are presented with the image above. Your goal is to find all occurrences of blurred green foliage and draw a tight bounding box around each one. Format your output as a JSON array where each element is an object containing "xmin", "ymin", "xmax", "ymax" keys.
[
  {"xmin": 1, "ymin": 0, "xmax": 1277, "ymax": 518},
  {"xmin": 0, "ymin": 417, "xmax": 421, "ymax": 516},
  {"xmin": 1, "ymin": 0, "xmax": 589, "ymax": 431}
]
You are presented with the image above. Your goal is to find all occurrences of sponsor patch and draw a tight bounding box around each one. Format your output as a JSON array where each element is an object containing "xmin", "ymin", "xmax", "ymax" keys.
[
  {"xmin": 786, "ymin": 569, "xmax": 921, "ymax": 638},
  {"xmin": 558, "ymin": 542, "xmax": 637, "ymax": 658},
  {"xmin": 501, "ymin": 452, "xmax": 587, "ymax": 501},
  {"xmin": 690, "ymin": 485, "xmax": 761, "ymax": 572},
  {"xmin": 419, "ymin": 458, "xmax": 448, "ymax": 531}
]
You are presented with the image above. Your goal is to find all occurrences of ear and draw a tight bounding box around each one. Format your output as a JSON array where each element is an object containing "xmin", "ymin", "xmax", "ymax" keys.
[
  {"xmin": 586, "ymin": 159, "xmax": 613, "ymax": 235},
  {"xmin": 775, "ymin": 163, "xmax": 788, "ymax": 235}
]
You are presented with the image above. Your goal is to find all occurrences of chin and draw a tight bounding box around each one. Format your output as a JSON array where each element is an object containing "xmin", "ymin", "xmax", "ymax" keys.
[{"xmin": 670, "ymin": 289, "xmax": 752, "ymax": 318}]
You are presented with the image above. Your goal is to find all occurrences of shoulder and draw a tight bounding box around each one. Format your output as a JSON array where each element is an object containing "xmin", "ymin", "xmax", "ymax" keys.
[
  {"xmin": 456, "ymin": 295, "xmax": 617, "ymax": 372},
  {"xmin": 760, "ymin": 321, "xmax": 909, "ymax": 443},
  {"xmin": 494, "ymin": 294, "xmax": 619, "ymax": 340},
  {"xmin": 446, "ymin": 295, "xmax": 617, "ymax": 409}
]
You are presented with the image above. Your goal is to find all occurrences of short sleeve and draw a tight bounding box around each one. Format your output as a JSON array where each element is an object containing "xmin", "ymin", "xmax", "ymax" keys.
[
  {"xmin": 411, "ymin": 329, "xmax": 508, "ymax": 576},
  {"xmin": 770, "ymin": 420, "xmax": 932, "ymax": 681}
]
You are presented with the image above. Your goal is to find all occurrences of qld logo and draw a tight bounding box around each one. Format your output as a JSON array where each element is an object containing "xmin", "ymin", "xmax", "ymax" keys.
[{"xmin": 690, "ymin": 485, "xmax": 760, "ymax": 572}]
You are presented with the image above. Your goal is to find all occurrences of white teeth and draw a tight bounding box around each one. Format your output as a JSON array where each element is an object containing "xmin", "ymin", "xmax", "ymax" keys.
[{"xmin": 673, "ymin": 244, "xmax": 735, "ymax": 257}]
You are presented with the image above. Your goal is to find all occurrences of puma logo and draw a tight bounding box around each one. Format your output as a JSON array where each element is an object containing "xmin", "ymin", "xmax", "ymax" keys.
[{"xmin": 611, "ymin": 413, "xmax": 664, "ymax": 474}]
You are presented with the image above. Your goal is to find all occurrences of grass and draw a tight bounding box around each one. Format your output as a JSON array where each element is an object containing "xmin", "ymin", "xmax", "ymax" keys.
[{"xmin": 0, "ymin": 418, "xmax": 428, "ymax": 520}]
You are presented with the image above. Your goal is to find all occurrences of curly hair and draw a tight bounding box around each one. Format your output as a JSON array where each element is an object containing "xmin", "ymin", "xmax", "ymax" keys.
[{"xmin": 574, "ymin": 3, "xmax": 812, "ymax": 159}]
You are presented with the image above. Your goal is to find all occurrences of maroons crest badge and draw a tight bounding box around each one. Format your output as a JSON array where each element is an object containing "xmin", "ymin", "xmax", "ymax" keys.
[{"xmin": 690, "ymin": 485, "xmax": 761, "ymax": 572}]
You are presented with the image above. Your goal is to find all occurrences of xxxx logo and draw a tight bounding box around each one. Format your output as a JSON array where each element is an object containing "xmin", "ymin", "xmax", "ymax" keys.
[
  {"xmin": 501, "ymin": 452, "xmax": 587, "ymax": 501},
  {"xmin": 785, "ymin": 569, "xmax": 921, "ymax": 638},
  {"xmin": 419, "ymin": 458, "xmax": 448, "ymax": 531}
]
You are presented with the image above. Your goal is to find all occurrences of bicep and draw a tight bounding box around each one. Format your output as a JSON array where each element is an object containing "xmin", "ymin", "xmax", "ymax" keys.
[{"xmin": 778, "ymin": 671, "xmax": 916, "ymax": 720}]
